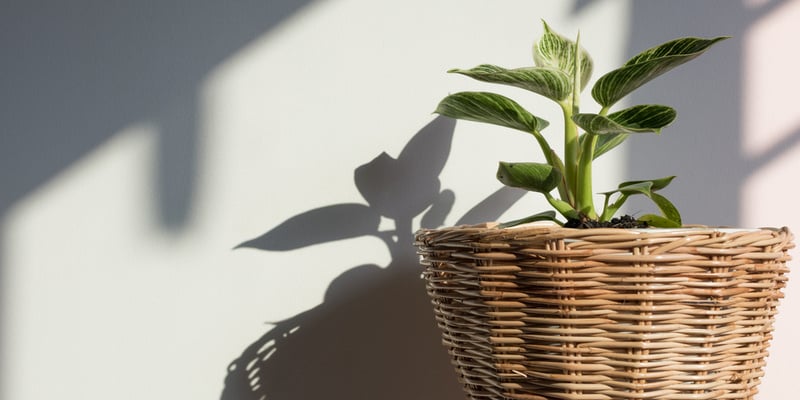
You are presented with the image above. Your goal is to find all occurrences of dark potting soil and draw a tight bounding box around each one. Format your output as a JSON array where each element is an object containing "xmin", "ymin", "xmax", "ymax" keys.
[{"xmin": 564, "ymin": 215, "xmax": 648, "ymax": 229}]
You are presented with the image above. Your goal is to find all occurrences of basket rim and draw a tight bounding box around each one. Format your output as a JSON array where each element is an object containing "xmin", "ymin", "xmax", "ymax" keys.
[
  {"xmin": 417, "ymin": 221, "xmax": 789, "ymax": 235},
  {"xmin": 415, "ymin": 222, "xmax": 793, "ymax": 251}
]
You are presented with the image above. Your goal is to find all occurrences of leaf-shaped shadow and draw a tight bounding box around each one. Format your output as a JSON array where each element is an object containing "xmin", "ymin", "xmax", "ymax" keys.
[
  {"xmin": 355, "ymin": 117, "xmax": 455, "ymax": 220},
  {"xmin": 421, "ymin": 189, "xmax": 455, "ymax": 229},
  {"xmin": 236, "ymin": 203, "xmax": 380, "ymax": 251},
  {"xmin": 456, "ymin": 186, "xmax": 527, "ymax": 225},
  {"xmin": 397, "ymin": 115, "xmax": 455, "ymax": 173}
]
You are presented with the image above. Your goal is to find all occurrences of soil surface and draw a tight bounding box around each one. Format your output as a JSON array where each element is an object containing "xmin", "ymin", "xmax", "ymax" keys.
[{"xmin": 564, "ymin": 215, "xmax": 648, "ymax": 229}]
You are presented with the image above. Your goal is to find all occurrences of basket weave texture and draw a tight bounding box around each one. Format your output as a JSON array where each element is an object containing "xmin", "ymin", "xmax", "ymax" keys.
[{"xmin": 415, "ymin": 224, "xmax": 793, "ymax": 400}]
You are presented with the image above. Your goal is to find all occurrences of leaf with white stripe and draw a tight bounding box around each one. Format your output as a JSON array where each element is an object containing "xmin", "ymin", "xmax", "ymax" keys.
[
  {"xmin": 435, "ymin": 91, "xmax": 549, "ymax": 133},
  {"xmin": 574, "ymin": 104, "xmax": 676, "ymax": 135},
  {"xmin": 575, "ymin": 105, "xmax": 676, "ymax": 159},
  {"xmin": 448, "ymin": 64, "xmax": 572, "ymax": 102},
  {"xmin": 533, "ymin": 21, "xmax": 593, "ymax": 91},
  {"xmin": 618, "ymin": 176, "xmax": 676, "ymax": 192},
  {"xmin": 592, "ymin": 36, "xmax": 729, "ymax": 107},
  {"xmin": 601, "ymin": 177, "xmax": 682, "ymax": 227},
  {"xmin": 498, "ymin": 210, "xmax": 558, "ymax": 228}
]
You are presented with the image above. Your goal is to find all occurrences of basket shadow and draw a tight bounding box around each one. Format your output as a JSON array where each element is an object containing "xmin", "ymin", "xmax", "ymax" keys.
[{"xmin": 221, "ymin": 258, "xmax": 463, "ymax": 400}]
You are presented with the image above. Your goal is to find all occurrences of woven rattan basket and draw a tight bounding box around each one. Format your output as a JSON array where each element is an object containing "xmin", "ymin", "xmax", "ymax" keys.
[{"xmin": 415, "ymin": 223, "xmax": 793, "ymax": 400}]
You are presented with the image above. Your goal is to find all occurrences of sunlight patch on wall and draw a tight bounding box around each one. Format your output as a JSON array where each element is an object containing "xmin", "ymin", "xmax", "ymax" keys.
[
  {"xmin": 742, "ymin": 0, "xmax": 800, "ymax": 159},
  {"xmin": 2, "ymin": 123, "xmax": 162, "ymax": 400},
  {"xmin": 741, "ymin": 0, "xmax": 800, "ymax": 228},
  {"xmin": 741, "ymin": 144, "xmax": 800, "ymax": 228}
]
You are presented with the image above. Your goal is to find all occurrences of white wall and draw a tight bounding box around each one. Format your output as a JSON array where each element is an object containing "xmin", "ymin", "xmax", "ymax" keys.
[{"xmin": 2, "ymin": 1, "xmax": 797, "ymax": 399}]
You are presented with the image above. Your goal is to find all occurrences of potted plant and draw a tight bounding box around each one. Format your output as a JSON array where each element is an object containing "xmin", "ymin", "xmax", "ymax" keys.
[{"xmin": 415, "ymin": 21, "xmax": 793, "ymax": 400}]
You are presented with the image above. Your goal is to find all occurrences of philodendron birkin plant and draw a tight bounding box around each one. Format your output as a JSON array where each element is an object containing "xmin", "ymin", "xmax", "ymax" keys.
[{"xmin": 436, "ymin": 21, "xmax": 728, "ymax": 228}]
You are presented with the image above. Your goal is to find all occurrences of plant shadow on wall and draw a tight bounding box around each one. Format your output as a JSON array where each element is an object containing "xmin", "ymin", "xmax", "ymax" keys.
[{"xmin": 221, "ymin": 117, "xmax": 525, "ymax": 400}]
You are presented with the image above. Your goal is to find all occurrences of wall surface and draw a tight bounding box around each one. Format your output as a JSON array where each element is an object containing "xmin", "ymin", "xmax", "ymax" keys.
[{"xmin": 2, "ymin": 1, "xmax": 798, "ymax": 399}]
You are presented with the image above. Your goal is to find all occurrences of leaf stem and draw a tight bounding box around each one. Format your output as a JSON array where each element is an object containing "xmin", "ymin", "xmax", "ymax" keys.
[
  {"xmin": 600, "ymin": 193, "xmax": 629, "ymax": 221},
  {"xmin": 532, "ymin": 130, "xmax": 571, "ymax": 203}
]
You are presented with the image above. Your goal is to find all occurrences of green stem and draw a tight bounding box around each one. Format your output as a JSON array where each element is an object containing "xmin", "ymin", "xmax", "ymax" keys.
[
  {"xmin": 591, "ymin": 105, "xmax": 614, "ymax": 220},
  {"xmin": 600, "ymin": 193, "xmax": 629, "ymax": 221},
  {"xmin": 569, "ymin": 31, "xmax": 595, "ymax": 218},
  {"xmin": 561, "ymin": 102, "xmax": 579, "ymax": 207},
  {"xmin": 600, "ymin": 193, "xmax": 612, "ymax": 220},
  {"xmin": 545, "ymin": 192, "xmax": 580, "ymax": 220},
  {"xmin": 577, "ymin": 132, "xmax": 598, "ymax": 219}
]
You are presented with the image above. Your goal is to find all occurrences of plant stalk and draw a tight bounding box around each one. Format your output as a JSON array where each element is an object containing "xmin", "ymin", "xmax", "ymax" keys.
[
  {"xmin": 561, "ymin": 102, "xmax": 579, "ymax": 205},
  {"xmin": 577, "ymin": 132, "xmax": 598, "ymax": 219},
  {"xmin": 569, "ymin": 31, "xmax": 598, "ymax": 219}
]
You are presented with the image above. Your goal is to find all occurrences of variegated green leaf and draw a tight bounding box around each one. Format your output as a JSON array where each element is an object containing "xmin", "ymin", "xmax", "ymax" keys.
[
  {"xmin": 573, "ymin": 104, "xmax": 677, "ymax": 135},
  {"xmin": 435, "ymin": 91, "xmax": 549, "ymax": 133},
  {"xmin": 601, "ymin": 178, "xmax": 682, "ymax": 226},
  {"xmin": 576, "ymin": 105, "xmax": 676, "ymax": 159},
  {"xmin": 533, "ymin": 21, "xmax": 593, "ymax": 91},
  {"xmin": 592, "ymin": 36, "xmax": 729, "ymax": 107},
  {"xmin": 590, "ymin": 133, "xmax": 628, "ymax": 160},
  {"xmin": 449, "ymin": 64, "xmax": 572, "ymax": 102},
  {"xmin": 496, "ymin": 162, "xmax": 560, "ymax": 193},
  {"xmin": 639, "ymin": 214, "xmax": 681, "ymax": 228},
  {"xmin": 613, "ymin": 181, "xmax": 653, "ymax": 196},
  {"xmin": 618, "ymin": 176, "xmax": 675, "ymax": 191},
  {"xmin": 499, "ymin": 210, "xmax": 558, "ymax": 228},
  {"xmin": 648, "ymin": 192, "xmax": 681, "ymax": 225}
]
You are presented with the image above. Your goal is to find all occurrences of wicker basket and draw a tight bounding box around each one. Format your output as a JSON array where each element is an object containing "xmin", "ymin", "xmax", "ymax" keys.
[{"xmin": 415, "ymin": 223, "xmax": 793, "ymax": 400}]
